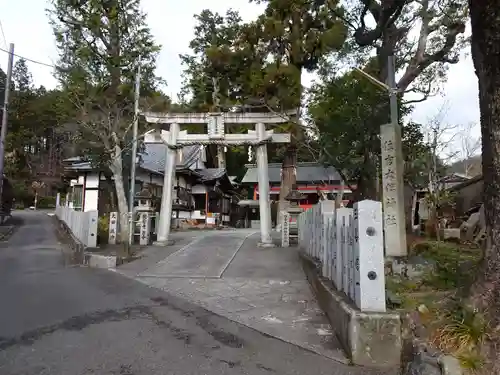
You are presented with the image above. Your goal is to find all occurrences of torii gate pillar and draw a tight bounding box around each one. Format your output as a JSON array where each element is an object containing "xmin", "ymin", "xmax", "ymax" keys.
[
  {"xmin": 155, "ymin": 122, "xmax": 179, "ymax": 245},
  {"xmin": 255, "ymin": 122, "xmax": 273, "ymax": 246}
]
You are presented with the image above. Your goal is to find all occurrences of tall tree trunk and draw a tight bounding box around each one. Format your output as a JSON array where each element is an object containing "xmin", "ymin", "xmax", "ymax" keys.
[
  {"xmin": 278, "ymin": 69, "xmax": 302, "ymax": 223},
  {"xmin": 110, "ymin": 145, "xmax": 130, "ymax": 249},
  {"xmin": 278, "ymin": 113, "xmax": 300, "ymax": 224},
  {"xmin": 469, "ymin": 2, "xmax": 500, "ymax": 373}
]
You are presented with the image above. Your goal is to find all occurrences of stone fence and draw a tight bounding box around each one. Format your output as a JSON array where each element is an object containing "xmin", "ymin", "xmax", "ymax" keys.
[
  {"xmin": 297, "ymin": 199, "xmax": 386, "ymax": 313},
  {"xmin": 55, "ymin": 204, "xmax": 98, "ymax": 248}
]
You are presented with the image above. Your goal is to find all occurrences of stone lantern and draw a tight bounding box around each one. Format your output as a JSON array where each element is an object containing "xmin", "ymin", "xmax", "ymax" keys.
[
  {"xmin": 281, "ymin": 185, "xmax": 305, "ymax": 246},
  {"xmin": 135, "ymin": 188, "xmax": 153, "ymax": 245},
  {"xmin": 135, "ymin": 188, "xmax": 153, "ymax": 212}
]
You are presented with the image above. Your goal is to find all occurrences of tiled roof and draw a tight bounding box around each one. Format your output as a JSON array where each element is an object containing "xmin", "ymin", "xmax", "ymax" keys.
[
  {"xmin": 140, "ymin": 144, "xmax": 201, "ymax": 174},
  {"xmin": 241, "ymin": 162, "xmax": 342, "ymax": 184},
  {"xmin": 63, "ymin": 144, "xmax": 203, "ymax": 175},
  {"xmin": 196, "ymin": 168, "xmax": 227, "ymax": 181}
]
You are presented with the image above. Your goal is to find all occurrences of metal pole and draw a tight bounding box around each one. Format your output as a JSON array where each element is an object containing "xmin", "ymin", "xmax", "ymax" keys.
[
  {"xmin": 128, "ymin": 63, "xmax": 140, "ymax": 245},
  {"xmin": 387, "ymin": 55, "xmax": 398, "ymax": 125},
  {"xmin": 0, "ymin": 43, "xmax": 14, "ymax": 211}
]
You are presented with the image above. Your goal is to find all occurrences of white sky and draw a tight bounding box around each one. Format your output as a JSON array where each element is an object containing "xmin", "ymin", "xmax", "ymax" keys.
[{"xmin": 0, "ymin": 0, "xmax": 481, "ymax": 147}]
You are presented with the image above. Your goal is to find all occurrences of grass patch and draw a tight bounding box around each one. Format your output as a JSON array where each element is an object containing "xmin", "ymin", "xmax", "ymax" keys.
[
  {"xmin": 430, "ymin": 301, "xmax": 490, "ymax": 371},
  {"xmin": 386, "ymin": 240, "xmax": 482, "ymax": 297},
  {"xmin": 415, "ymin": 241, "xmax": 481, "ymax": 291},
  {"xmin": 388, "ymin": 239, "xmax": 489, "ymax": 372}
]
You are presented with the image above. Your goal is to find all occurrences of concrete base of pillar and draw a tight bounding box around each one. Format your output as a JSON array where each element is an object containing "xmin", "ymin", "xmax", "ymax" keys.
[
  {"xmin": 153, "ymin": 240, "xmax": 175, "ymax": 246},
  {"xmin": 258, "ymin": 242, "xmax": 276, "ymax": 248}
]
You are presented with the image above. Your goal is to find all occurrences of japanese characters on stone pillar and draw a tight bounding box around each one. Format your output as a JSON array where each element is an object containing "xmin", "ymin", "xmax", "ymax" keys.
[
  {"xmin": 337, "ymin": 208, "xmax": 353, "ymax": 295},
  {"xmin": 314, "ymin": 205, "xmax": 322, "ymax": 259},
  {"xmin": 333, "ymin": 208, "xmax": 344, "ymax": 290},
  {"xmin": 380, "ymin": 123, "xmax": 407, "ymax": 256},
  {"xmin": 281, "ymin": 211, "xmax": 290, "ymax": 247},
  {"xmin": 109, "ymin": 212, "xmax": 118, "ymax": 245},
  {"xmin": 352, "ymin": 200, "xmax": 386, "ymax": 312},
  {"xmin": 139, "ymin": 212, "xmax": 150, "ymax": 246},
  {"xmin": 320, "ymin": 201, "xmax": 335, "ymax": 279},
  {"xmin": 348, "ymin": 213, "xmax": 355, "ymax": 299}
]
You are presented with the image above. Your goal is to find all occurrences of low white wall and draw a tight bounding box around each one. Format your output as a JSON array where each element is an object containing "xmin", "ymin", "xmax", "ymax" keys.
[{"xmin": 55, "ymin": 203, "xmax": 98, "ymax": 247}]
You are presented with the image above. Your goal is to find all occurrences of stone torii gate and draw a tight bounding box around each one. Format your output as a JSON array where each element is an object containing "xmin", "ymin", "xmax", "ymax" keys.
[{"xmin": 142, "ymin": 112, "xmax": 291, "ymax": 247}]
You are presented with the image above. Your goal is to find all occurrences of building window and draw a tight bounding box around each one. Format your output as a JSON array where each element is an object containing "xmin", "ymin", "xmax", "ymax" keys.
[{"xmin": 72, "ymin": 185, "xmax": 83, "ymax": 211}]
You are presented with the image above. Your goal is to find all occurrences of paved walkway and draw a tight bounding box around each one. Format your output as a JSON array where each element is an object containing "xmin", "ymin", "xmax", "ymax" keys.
[
  {"xmin": 4, "ymin": 211, "xmax": 392, "ymax": 375},
  {"xmin": 117, "ymin": 229, "xmax": 348, "ymax": 363}
]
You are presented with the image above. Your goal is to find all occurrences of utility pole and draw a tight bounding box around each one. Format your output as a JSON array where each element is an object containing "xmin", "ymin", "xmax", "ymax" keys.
[
  {"xmin": 128, "ymin": 63, "xmax": 141, "ymax": 245},
  {"xmin": 354, "ymin": 56, "xmax": 407, "ymax": 257},
  {"xmin": 0, "ymin": 43, "xmax": 14, "ymax": 212},
  {"xmin": 387, "ymin": 56, "xmax": 399, "ymax": 127}
]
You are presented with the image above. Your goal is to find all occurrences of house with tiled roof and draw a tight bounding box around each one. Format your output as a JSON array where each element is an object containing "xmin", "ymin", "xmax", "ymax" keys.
[
  {"xmin": 62, "ymin": 143, "xmax": 238, "ymax": 227},
  {"xmin": 241, "ymin": 162, "xmax": 352, "ymax": 207},
  {"xmin": 239, "ymin": 162, "xmax": 352, "ymax": 228}
]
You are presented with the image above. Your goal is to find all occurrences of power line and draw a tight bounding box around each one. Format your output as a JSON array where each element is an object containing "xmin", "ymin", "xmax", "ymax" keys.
[
  {"xmin": 0, "ymin": 47, "xmax": 55, "ymax": 68},
  {"xmin": 0, "ymin": 20, "xmax": 7, "ymax": 49}
]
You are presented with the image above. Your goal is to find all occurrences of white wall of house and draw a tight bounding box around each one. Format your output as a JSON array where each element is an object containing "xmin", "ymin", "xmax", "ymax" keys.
[
  {"xmin": 69, "ymin": 172, "xmax": 100, "ymax": 212},
  {"xmin": 84, "ymin": 173, "xmax": 99, "ymax": 212},
  {"xmin": 68, "ymin": 169, "xmax": 214, "ymax": 223}
]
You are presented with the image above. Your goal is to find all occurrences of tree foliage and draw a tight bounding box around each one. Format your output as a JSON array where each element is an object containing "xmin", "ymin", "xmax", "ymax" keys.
[
  {"xmin": 179, "ymin": 6, "xmax": 345, "ymax": 178},
  {"xmin": 309, "ymin": 69, "xmax": 430, "ymax": 200},
  {"xmin": 48, "ymin": 0, "xmax": 166, "ymax": 244},
  {"xmin": 337, "ymin": 0, "xmax": 468, "ymax": 100}
]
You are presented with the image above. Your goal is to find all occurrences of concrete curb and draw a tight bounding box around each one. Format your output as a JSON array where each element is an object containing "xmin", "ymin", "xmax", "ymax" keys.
[
  {"xmin": 299, "ymin": 251, "xmax": 402, "ymax": 368},
  {"xmin": 84, "ymin": 253, "xmax": 117, "ymax": 269}
]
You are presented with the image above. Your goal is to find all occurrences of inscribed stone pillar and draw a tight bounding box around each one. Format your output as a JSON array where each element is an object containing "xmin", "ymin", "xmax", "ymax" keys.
[
  {"xmin": 320, "ymin": 201, "xmax": 335, "ymax": 278},
  {"xmin": 353, "ymin": 200, "xmax": 386, "ymax": 312},
  {"xmin": 348, "ymin": 213, "xmax": 355, "ymax": 299},
  {"xmin": 281, "ymin": 211, "xmax": 290, "ymax": 247},
  {"xmin": 139, "ymin": 212, "xmax": 151, "ymax": 246},
  {"xmin": 109, "ymin": 211, "xmax": 118, "ymax": 245},
  {"xmin": 380, "ymin": 123, "xmax": 407, "ymax": 257},
  {"xmin": 337, "ymin": 207, "xmax": 352, "ymax": 295},
  {"xmin": 334, "ymin": 207, "xmax": 347, "ymax": 290}
]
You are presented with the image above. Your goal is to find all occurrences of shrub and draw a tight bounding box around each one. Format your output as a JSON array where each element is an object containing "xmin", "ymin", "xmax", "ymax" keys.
[
  {"xmin": 98, "ymin": 215, "xmax": 109, "ymax": 245},
  {"xmin": 36, "ymin": 196, "xmax": 57, "ymax": 209}
]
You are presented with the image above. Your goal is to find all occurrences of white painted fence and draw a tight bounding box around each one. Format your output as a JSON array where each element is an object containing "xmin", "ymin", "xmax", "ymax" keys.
[
  {"xmin": 55, "ymin": 204, "xmax": 98, "ymax": 248},
  {"xmin": 298, "ymin": 200, "xmax": 386, "ymax": 312}
]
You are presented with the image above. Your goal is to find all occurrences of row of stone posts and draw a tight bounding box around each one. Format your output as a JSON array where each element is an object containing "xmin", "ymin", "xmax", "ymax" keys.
[{"xmin": 296, "ymin": 199, "xmax": 386, "ymax": 313}]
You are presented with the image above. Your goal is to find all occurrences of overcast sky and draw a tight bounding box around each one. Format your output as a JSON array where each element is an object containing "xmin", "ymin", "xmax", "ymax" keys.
[{"xmin": 0, "ymin": 0, "xmax": 481, "ymax": 152}]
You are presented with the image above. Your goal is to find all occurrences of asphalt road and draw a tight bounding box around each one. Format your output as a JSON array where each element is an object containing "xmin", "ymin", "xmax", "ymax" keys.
[{"xmin": 0, "ymin": 211, "xmax": 395, "ymax": 375}]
